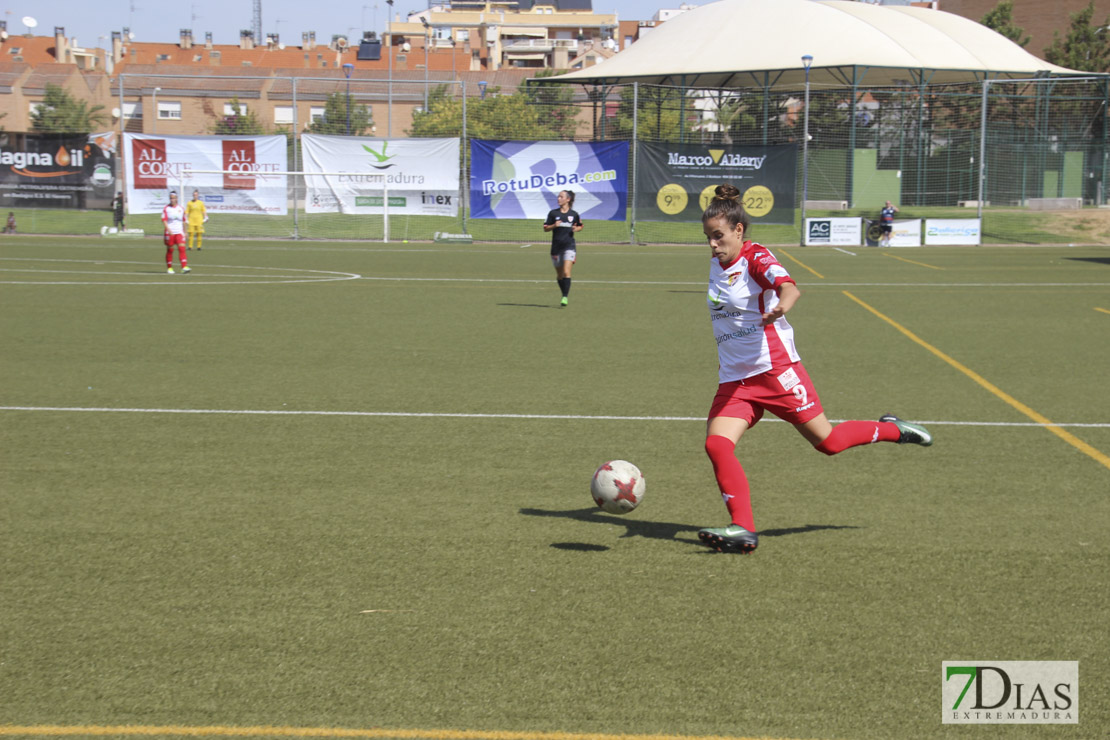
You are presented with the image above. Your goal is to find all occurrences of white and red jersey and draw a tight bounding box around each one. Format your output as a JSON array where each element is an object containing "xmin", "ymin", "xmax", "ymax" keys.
[
  {"xmin": 162, "ymin": 203, "xmax": 185, "ymax": 235},
  {"xmin": 708, "ymin": 241, "xmax": 800, "ymax": 383}
]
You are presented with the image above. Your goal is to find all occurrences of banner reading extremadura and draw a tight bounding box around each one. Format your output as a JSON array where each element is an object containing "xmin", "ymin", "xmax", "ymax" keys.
[
  {"xmin": 636, "ymin": 142, "xmax": 797, "ymax": 224},
  {"xmin": 470, "ymin": 140, "xmax": 629, "ymax": 221}
]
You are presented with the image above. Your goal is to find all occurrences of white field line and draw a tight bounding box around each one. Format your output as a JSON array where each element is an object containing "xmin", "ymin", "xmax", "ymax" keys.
[
  {"xmin": 2, "ymin": 406, "xmax": 1108, "ymax": 428},
  {"xmin": 3, "ymin": 257, "xmax": 1109, "ymax": 289}
]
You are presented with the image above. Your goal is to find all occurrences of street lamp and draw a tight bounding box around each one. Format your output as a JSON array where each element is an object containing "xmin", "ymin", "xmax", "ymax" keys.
[
  {"xmin": 152, "ymin": 86, "xmax": 161, "ymax": 133},
  {"xmin": 800, "ymin": 54, "xmax": 813, "ymax": 246},
  {"xmin": 343, "ymin": 62, "xmax": 354, "ymax": 135},
  {"xmin": 386, "ymin": 0, "xmax": 394, "ymax": 136},
  {"xmin": 420, "ymin": 17, "xmax": 430, "ymax": 112}
]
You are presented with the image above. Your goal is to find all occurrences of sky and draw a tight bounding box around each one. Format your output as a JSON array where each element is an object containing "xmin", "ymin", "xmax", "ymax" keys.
[{"xmin": 4, "ymin": 0, "xmax": 684, "ymax": 50}]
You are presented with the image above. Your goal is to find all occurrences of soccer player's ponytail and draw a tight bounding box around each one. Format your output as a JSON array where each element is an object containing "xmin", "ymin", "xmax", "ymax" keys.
[{"xmin": 701, "ymin": 183, "xmax": 750, "ymax": 234}]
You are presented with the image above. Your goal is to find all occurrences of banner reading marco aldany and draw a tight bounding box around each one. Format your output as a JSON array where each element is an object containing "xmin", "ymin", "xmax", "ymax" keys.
[
  {"xmin": 301, "ymin": 134, "xmax": 459, "ymax": 215},
  {"xmin": 470, "ymin": 140, "xmax": 628, "ymax": 220},
  {"xmin": 636, "ymin": 142, "xmax": 796, "ymax": 225},
  {"xmin": 124, "ymin": 133, "xmax": 287, "ymax": 215}
]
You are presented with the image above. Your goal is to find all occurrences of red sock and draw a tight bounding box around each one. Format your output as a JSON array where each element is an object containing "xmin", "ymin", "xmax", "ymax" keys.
[
  {"xmin": 816, "ymin": 420, "xmax": 900, "ymax": 456},
  {"xmin": 178, "ymin": 245, "xmax": 188, "ymax": 267},
  {"xmin": 166, "ymin": 247, "xmax": 173, "ymax": 268},
  {"xmin": 705, "ymin": 435, "xmax": 755, "ymax": 531}
]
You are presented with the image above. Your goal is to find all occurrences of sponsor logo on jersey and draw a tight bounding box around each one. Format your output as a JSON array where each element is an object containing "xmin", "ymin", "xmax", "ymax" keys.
[{"xmin": 765, "ymin": 264, "xmax": 790, "ymax": 281}]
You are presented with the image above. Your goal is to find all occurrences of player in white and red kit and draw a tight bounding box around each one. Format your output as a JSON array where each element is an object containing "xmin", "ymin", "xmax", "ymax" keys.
[
  {"xmin": 162, "ymin": 192, "xmax": 190, "ymax": 274},
  {"xmin": 696, "ymin": 184, "xmax": 931, "ymax": 554}
]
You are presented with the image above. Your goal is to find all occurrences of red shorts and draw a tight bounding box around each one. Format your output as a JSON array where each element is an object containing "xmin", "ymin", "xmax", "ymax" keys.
[
  {"xmin": 164, "ymin": 232, "xmax": 185, "ymax": 247},
  {"xmin": 709, "ymin": 361, "xmax": 824, "ymax": 428}
]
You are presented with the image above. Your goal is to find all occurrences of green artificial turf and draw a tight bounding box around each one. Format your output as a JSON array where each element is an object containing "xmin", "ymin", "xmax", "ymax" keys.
[{"xmin": 1, "ymin": 236, "xmax": 1108, "ymax": 740}]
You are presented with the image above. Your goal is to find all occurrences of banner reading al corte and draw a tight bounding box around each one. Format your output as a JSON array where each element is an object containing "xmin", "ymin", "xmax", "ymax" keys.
[
  {"xmin": 469, "ymin": 140, "xmax": 628, "ymax": 220},
  {"xmin": 636, "ymin": 143, "xmax": 796, "ymax": 224},
  {"xmin": 301, "ymin": 135, "xmax": 459, "ymax": 215},
  {"xmin": 0, "ymin": 131, "xmax": 117, "ymax": 209},
  {"xmin": 123, "ymin": 133, "xmax": 287, "ymax": 215}
]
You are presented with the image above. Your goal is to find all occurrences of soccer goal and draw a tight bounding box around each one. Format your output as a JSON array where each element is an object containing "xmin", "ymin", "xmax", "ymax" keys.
[{"xmin": 166, "ymin": 168, "xmax": 467, "ymax": 242}]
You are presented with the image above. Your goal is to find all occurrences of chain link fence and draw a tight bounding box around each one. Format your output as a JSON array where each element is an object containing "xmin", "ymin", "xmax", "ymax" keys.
[{"xmin": 17, "ymin": 73, "xmax": 1110, "ymax": 245}]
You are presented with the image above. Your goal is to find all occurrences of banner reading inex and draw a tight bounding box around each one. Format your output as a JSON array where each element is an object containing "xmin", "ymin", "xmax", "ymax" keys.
[
  {"xmin": 302, "ymin": 135, "xmax": 459, "ymax": 215},
  {"xmin": 124, "ymin": 133, "xmax": 287, "ymax": 215},
  {"xmin": 470, "ymin": 139, "xmax": 628, "ymax": 221},
  {"xmin": 636, "ymin": 143, "xmax": 796, "ymax": 224},
  {"xmin": 0, "ymin": 131, "xmax": 117, "ymax": 209}
]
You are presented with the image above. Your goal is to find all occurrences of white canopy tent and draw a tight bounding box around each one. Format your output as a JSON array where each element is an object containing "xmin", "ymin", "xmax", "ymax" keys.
[{"xmin": 539, "ymin": 0, "xmax": 1089, "ymax": 89}]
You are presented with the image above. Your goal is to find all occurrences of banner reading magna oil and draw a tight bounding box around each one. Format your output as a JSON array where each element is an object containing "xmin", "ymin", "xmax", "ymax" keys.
[
  {"xmin": 0, "ymin": 131, "xmax": 118, "ymax": 209},
  {"xmin": 636, "ymin": 142, "xmax": 796, "ymax": 225}
]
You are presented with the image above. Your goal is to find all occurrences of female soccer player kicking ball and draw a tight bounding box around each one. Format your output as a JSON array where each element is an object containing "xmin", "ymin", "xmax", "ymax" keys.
[{"xmin": 697, "ymin": 184, "xmax": 931, "ymax": 554}]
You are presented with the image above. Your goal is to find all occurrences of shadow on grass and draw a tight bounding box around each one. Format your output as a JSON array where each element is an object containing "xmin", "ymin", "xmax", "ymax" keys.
[
  {"xmin": 522, "ymin": 507, "xmax": 860, "ymax": 550},
  {"xmin": 497, "ymin": 303, "xmax": 558, "ymax": 309},
  {"xmin": 1063, "ymin": 257, "xmax": 1110, "ymax": 266},
  {"xmin": 551, "ymin": 542, "xmax": 610, "ymax": 552}
]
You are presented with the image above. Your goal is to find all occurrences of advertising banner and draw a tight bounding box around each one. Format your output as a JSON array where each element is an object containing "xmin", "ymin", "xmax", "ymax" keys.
[
  {"xmin": 302, "ymin": 135, "xmax": 459, "ymax": 215},
  {"xmin": 805, "ymin": 217, "xmax": 862, "ymax": 246},
  {"xmin": 0, "ymin": 131, "xmax": 117, "ymax": 209},
  {"xmin": 123, "ymin": 133, "xmax": 288, "ymax": 215},
  {"xmin": 636, "ymin": 142, "xmax": 796, "ymax": 224},
  {"xmin": 469, "ymin": 139, "xmax": 628, "ymax": 221},
  {"xmin": 925, "ymin": 218, "xmax": 981, "ymax": 245},
  {"xmin": 890, "ymin": 219, "xmax": 922, "ymax": 247}
]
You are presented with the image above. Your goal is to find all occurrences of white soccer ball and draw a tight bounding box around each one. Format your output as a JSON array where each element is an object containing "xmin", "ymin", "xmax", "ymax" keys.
[{"xmin": 590, "ymin": 460, "xmax": 645, "ymax": 515}]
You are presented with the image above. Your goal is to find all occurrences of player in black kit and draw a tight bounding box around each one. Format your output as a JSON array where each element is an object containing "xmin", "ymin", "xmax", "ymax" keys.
[{"xmin": 543, "ymin": 190, "xmax": 583, "ymax": 307}]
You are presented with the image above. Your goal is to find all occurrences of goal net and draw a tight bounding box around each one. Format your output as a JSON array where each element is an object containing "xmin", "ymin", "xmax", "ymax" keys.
[{"xmin": 164, "ymin": 168, "xmax": 468, "ymax": 242}]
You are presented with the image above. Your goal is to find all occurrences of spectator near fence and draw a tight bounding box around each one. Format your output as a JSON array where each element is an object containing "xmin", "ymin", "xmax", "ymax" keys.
[
  {"xmin": 879, "ymin": 200, "xmax": 899, "ymax": 247},
  {"xmin": 112, "ymin": 193, "xmax": 126, "ymax": 231}
]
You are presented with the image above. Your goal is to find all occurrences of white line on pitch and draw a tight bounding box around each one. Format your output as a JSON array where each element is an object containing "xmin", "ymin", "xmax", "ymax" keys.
[
  {"xmin": 834, "ymin": 248, "xmax": 857, "ymax": 256},
  {"xmin": 2, "ymin": 406, "xmax": 1108, "ymax": 428}
]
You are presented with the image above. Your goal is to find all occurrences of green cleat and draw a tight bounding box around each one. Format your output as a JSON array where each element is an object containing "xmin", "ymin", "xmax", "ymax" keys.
[
  {"xmin": 879, "ymin": 414, "xmax": 933, "ymax": 446},
  {"xmin": 167, "ymin": 267, "xmax": 175, "ymax": 274},
  {"xmin": 698, "ymin": 524, "xmax": 759, "ymax": 554},
  {"xmin": 560, "ymin": 296, "xmax": 568, "ymax": 307},
  {"xmin": 182, "ymin": 266, "xmax": 191, "ymax": 273}
]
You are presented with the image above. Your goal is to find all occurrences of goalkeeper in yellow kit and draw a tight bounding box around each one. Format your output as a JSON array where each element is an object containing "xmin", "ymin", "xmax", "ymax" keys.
[{"xmin": 185, "ymin": 189, "xmax": 208, "ymax": 250}]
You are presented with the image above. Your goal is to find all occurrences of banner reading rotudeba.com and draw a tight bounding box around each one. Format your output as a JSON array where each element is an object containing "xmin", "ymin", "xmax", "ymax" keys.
[
  {"xmin": 301, "ymin": 135, "xmax": 460, "ymax": 215},
  {"xmin": 469, "ymin": 140, "xmax": 629, "ymax": 221},
  {"xmin": 123, "ymin": 133, "xmax": 288, "ymax": 215},
  {"xmin": 636, "ymin": 142, "xmax": 797, "ymax": 225}
]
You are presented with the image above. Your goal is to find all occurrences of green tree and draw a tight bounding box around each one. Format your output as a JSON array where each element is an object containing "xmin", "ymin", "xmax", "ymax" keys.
[
  {"xmin": 306, "ymin": 91, "xmax": 373, "ymax": 136},
  {"xmin": 30, "ymin": 83, "xmax": 107, "ymax": 133},
  {"xmin": 610, "ymin": 85, "xmax": 695, "ymax": 142},
  {"xmin": 408, "ymin": 83, "xmax": 578, "ymax": 141},
  {"xmin": 521, "ymin": 70, "xmax": 580, "ymax": 139},
  {"xmin": 211, "ymin": 97, "xmax": 264, "ymax": 135},
  {"xmin": 1045, "ymin": 1, "xmax": 1110, "ymax": 72},
  {"xmin": 980, "ymin": 1, "xmax": 1030, "ymax": 48}
]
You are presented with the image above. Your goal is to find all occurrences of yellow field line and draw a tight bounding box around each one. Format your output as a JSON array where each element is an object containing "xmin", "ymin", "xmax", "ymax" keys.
[
  {"xmin": 0, "ymin": 726, "xmax": 798, "ymax": 740},
  {"xmin": 1095, "ymin": 307, "xmax": 1110, "ymax": 315},
  {"xmin": 881, "ymin": 252, "xmax": 943, "ymax": 270},
  {"xmin": 842, "ymin": 291, "xmax": 1110, "ymax": 472},
  {"xmin": 776, "ymin": 249, "xmax": 824, "ymax": 279}
]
